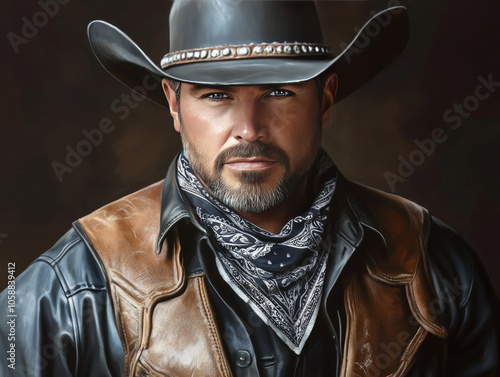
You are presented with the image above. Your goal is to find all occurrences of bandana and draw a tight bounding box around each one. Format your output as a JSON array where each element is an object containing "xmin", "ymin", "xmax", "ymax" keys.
[{"xmin": 176, "ymin": 149, "xmax": 336, "ymax": 354}]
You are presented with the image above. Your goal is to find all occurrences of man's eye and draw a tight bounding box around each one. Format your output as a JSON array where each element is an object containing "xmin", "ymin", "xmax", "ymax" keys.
[
  {"xmin": 204, "ymin": 92, "xmax": 228, "ymax": 100},
  {"xmin": 269, "ymin": 89, "xmax": 293, "ymax": 98}
]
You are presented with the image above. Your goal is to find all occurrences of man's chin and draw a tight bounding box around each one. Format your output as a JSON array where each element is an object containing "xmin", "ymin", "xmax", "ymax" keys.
[
  {"xmin": 208, "ymin": 178, "xmax": 287, "ymax": 213},
  {"xmin": 225, "ymin": 170, "xmax": 275, "ymax": 186}
]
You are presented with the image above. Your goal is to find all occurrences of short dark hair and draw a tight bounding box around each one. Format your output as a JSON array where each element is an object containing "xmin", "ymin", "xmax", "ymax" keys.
[{"xmin": 166, "ymin": 78, "xmax": 181, "ymax": 104}]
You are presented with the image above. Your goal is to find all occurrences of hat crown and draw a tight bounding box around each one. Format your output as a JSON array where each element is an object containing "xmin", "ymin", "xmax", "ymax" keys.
[{"xmin": 169, "ymin": 0, "xmax": 324, "ymax": 52}]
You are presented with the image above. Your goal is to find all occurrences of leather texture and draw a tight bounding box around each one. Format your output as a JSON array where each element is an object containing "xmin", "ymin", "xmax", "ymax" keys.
[
  {"xmin": 1, "ymin": 160, "xmax": 499, "ymax": 376},
  {"xmin": 0, "ymin": 229, "xmax": 125, "ymax": 377},
  {"xmin": 168, "ymin": 0, "xmax": 324, "ymax": 51},
  {"xmin": 79, "ymin": 182, "xmax": 231, "ymax": 376},
  {"xmin": 340, "ymin": 183, "xmax": 447, "ymax": 376}
]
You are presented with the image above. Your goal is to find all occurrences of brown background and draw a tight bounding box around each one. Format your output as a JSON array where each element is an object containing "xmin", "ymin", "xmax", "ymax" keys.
[{"xmin": 1, "ymin": 0, "xmax": 499, "ymax": 298}]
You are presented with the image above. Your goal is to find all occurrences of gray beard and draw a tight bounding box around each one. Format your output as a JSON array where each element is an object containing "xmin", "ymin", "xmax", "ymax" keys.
[
  {"xmin": 181, "ymin": 131, "xmax": 311, "ymax": 214},
  {"xmin": 207, "ymin": 169, "xmax": 301, "ymax": 213}
]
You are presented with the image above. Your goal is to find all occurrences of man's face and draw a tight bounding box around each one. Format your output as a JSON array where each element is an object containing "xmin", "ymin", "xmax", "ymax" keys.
[{"xmin": 163, "ymin": 75, "xmax": 337, "ymax": 213}]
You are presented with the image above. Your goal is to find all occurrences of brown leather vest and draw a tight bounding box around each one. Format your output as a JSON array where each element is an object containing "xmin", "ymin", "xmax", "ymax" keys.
[{"xmin": 78, "ymin": 180, "xmax": 447, "ymax": 377}]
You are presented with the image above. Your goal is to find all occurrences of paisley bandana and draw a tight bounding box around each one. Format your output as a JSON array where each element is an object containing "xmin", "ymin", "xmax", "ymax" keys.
[{"xmin": 176, "ymin": 149, "xmax": 336, "ymax": 353}]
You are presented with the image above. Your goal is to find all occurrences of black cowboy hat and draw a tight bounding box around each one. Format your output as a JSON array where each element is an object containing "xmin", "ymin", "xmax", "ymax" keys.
[{"xmin": 88, "ymin": 0, "xmax": 410, "ymax": 107}]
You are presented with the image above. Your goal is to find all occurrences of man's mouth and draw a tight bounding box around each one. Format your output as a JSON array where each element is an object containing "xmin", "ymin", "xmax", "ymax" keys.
[{"xmin": 224, "ymin": 157, "xmax": 278, "ymax": 171}]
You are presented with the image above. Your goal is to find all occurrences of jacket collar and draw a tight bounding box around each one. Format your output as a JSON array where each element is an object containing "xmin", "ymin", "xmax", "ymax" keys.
[
  {"xmin": 156, "ymin": 155, "xmax": 191, "ymax": 253},
  {"xmin": 332, "ymin": 174, "xmax": 388, "ymax": 248}
]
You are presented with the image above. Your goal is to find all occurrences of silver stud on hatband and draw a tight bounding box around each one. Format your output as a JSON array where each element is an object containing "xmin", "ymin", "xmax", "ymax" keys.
[{"xmin": 237, "ymin": 47, "xmax": 250, "ymax": 56}]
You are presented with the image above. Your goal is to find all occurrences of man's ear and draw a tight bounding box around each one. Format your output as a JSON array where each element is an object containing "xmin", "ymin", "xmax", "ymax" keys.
[
  {"xmin": 321, "ymin": 72, "xmax": 338, "ymax": 129},
  {"xmin": 162, "ymin": 78, "xmax": 181, "ymax": 132}
]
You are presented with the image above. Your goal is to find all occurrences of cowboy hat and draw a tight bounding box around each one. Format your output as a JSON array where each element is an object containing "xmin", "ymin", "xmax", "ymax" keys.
[{"xmin": 88, "ymin": 0, "xmax": 410, "ymax": 107}]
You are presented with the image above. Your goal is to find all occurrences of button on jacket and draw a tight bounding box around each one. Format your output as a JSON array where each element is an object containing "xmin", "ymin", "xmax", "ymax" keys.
[{"xmin": 1, "ymin": 158, "xmax": 499, "ymax": 376}]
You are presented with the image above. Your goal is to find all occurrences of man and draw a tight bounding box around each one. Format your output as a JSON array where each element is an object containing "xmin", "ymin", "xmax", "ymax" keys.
[{"xmin": 1, "ymin": 0, "xmax": 499, "ymax": 376}]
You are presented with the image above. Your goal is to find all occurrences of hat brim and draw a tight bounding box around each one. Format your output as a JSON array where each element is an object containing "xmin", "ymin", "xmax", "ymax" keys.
[{"xmin": 88, "ymin": 6, "xmax": 410, "ymax": 107}]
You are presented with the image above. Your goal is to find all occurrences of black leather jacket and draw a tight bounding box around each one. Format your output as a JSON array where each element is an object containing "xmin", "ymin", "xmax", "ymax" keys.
[{"xmin": 1, "ymin": 162, "xmax": 499, "ymax": 377}]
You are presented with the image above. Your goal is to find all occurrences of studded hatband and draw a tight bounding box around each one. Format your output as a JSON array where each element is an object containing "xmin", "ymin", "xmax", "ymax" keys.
[{"xmin": 161, "ymin": 42, "xmax": 333, "ymax": 68}]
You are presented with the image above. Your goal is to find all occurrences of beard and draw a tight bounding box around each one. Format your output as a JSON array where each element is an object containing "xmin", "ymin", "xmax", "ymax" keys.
[{"xmin": 181, "ymin": 132, "xmax": 316, "ymax": 213}]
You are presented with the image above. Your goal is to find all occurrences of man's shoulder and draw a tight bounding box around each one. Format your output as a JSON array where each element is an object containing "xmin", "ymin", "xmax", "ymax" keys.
[
  {"xmin": 344, "ymin": 178, "xmax": 487, "ymax": 295},
  {"xmin": 76, "ymin": 179, "xmax": 165, "ymax": 259},
  {"xmin": 17, "ymin": 181, "xmax": 167, "ymax": 296},
  {"xmin": 425, "ymin": 216, "xmax": 484, "ymax": 306},
  {"xmin": 341, "ymin": 179, "xmax": 428, "ymax": 277},
  {"xmin": 345, "ymin": 179, "xmax": 426, "ymax": 230},
  {"xmin": 342, "ymin": 178, "xmax": 471, "ymax": 252},
  {"xmin": 82, "ymin": 180, "xmax": 165, "ymax": 221},
  {"xmin": 14, "ymin": 227, "xmax": 107, "ymax": 298},
  {"xmin": 75, "ymin": 179, "xmax": 184, "ymax": 300},
  {"xmin": 342, "ymin": 179, "xmax": 498, "ymax": 333},
  {"xmin": 76, "ymin": 179, "xmax": 166, "ymax": 255},
  {"xmin": 342, "ymin": 178, "xmax": 480, "ymax": 286}
]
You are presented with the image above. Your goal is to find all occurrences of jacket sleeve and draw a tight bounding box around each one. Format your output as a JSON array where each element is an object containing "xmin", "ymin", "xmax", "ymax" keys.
[
  {"xmin": 0, "ymin": 229, "xmax": 124, "ymax": 377},
  {"xmin": 0, "ymin": 260, "xmax": 77, "ymax": 376},
  {"xmin": 427, "ymin": 217, "xmax": 500, "ymax": 377}
]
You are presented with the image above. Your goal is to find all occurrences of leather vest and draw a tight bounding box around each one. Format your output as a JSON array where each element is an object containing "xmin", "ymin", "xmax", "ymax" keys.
[{"xmin": 78, "ymin": 179, "xmax": 448, "ymax": 377}]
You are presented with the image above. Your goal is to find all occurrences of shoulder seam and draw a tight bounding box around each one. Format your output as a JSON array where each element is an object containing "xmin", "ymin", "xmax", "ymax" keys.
[
  {"xmin": 38, "ymin": 233, "xmax": 108, "ymax": 297},
  {"xmin": 37, "ymin": 237, "xmax": 81, "ymax": 266}
]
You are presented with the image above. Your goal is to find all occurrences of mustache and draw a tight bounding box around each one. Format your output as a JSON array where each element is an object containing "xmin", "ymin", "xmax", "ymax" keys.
[{"xmin": 214, "ymin": 142, "xmax": 290, "ymax": 172}]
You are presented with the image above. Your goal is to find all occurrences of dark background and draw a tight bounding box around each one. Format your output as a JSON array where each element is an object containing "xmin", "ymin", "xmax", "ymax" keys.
[{"xmin": 1, "ymin": 0, "xmax": 499, "ymax": 298}]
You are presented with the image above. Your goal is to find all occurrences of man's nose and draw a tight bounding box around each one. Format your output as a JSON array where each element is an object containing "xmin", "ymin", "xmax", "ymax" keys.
[{"xmin": 231, "ymin": 102, "xmax": 269, "ymax": 143}]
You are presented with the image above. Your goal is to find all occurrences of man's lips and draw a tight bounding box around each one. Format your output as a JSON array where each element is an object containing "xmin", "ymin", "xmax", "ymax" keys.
[{"xmin": 224, "ymin": 157, "xmax": 278, "ymax": 171}]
